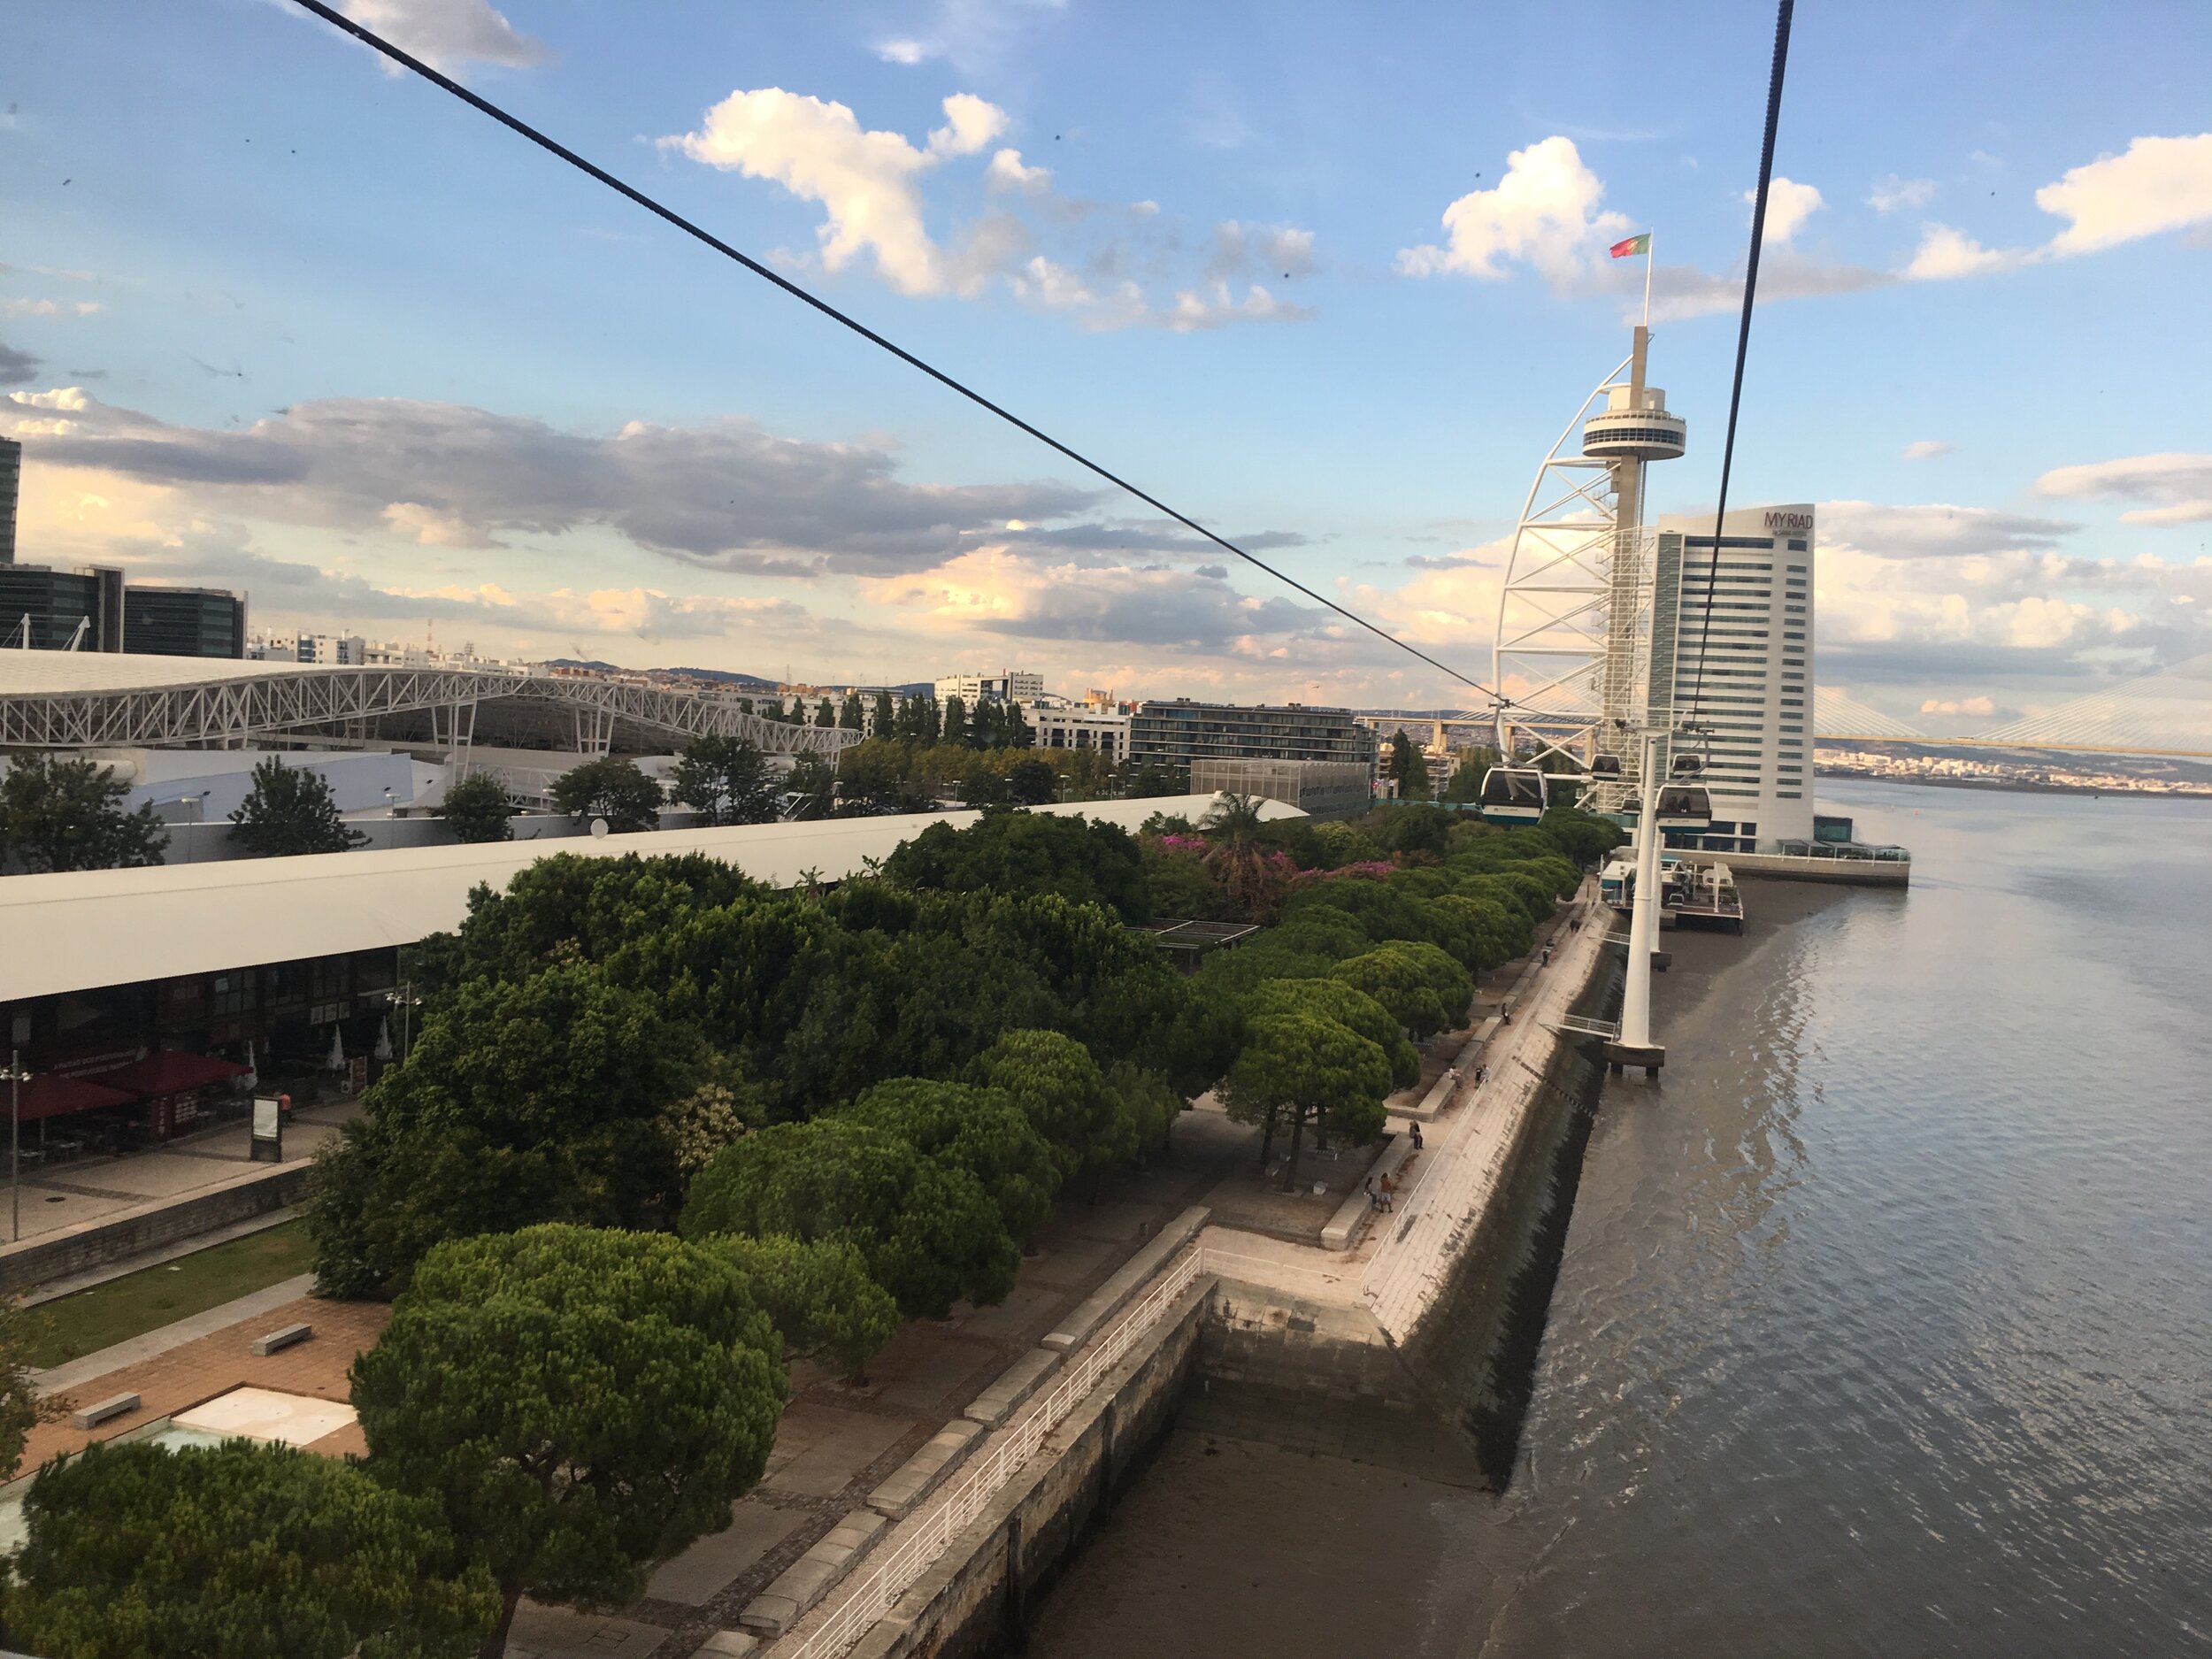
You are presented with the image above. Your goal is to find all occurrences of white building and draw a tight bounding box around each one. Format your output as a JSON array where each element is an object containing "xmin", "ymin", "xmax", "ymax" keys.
[
  {"xmin": 934, "ymin": 669, "xmax": 1046, "ymax": 704},
  {"xmin": 1025, "ymin": 702, "xmax": 1132, "ymax": 763},
  {"xmin": 1650, "ymin": 503, "xmax": 1816, "ymax": 848}
]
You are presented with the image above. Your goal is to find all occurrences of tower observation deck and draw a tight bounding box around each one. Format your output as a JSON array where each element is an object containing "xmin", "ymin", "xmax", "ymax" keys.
[{"xmin": 1491, "ymin": 319, "xmax": 1687, "ymax": 801}]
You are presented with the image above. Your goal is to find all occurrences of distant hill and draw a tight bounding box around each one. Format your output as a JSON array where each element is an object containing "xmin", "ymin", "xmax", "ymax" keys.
[{"xmin": 544, "ymin": 658, "xmax": 779, "ymax": 690}]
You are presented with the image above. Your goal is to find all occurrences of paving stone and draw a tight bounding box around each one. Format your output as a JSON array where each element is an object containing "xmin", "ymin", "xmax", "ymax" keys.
[{"xmin": 646, "ymin": 1501, "xmax": 807, "ymax": 1607}]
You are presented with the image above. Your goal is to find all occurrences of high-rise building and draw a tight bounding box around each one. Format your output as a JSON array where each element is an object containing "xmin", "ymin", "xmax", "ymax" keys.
[
  {"xmin": 123, "ymin": 585, "xmax": 248, "ymax": 658},
  {"xmin": 0, "ymin": 563, "xmax": 124, "ymax": 650},
  {"xmin": 0, "ymin": 434, "xmax": 20, "ymax": 566},
  {"xmin": 1650, "ymin": 503, "xmax": 1816, "ymax": 848}
]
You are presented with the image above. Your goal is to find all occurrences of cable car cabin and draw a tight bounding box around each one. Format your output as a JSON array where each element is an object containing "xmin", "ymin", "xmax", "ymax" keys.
[
  {"xmin": 1478, "ymin": 765, "xmax": 1548, "ymax": 825},
  {"xmin": 1653, "ymin": 783, "xmax": 1713, "ymax": 833},
  {"xmin": 1590, "ymin": 754, "xmax": 1623, "ymax": 779}
]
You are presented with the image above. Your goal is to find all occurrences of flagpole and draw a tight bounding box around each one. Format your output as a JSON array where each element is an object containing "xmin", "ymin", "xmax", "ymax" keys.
[{"xmin": 1642, "ymin": 233, "xmax": 1655, "ymax": 329}]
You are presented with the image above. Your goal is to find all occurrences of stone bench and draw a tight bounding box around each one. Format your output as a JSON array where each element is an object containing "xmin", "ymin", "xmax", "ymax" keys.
[
  {"xmin": 963, "ymin": 1347, "xmax": 1062, "ymax": 1430},
  {"xmin": 250, "ymin": 1322, "xmax": 312, "ymax": 1356},
  {"xmin": 738, "ymin": 1508, "xmax": 887, "ymax": 1637},
  {"xmin": 71, "ymin": 1392, "xmax": 140, "ymax": 1430},
  {"xmin": 1041, "ymin": 1205, "xmax": 1207, "ymax": 1351},
  {"xmin": 867, "ymin": 1419, "xmax": 980, "ymax": 1519}
]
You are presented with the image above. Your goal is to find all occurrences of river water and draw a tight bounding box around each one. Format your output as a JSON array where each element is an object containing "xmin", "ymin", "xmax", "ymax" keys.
[{"xmin": 1031, "ymin": 780, "xmax": 2212, "ymax": 1657}]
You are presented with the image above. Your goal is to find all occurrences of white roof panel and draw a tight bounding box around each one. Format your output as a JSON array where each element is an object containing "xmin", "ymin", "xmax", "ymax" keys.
[
  {"xmin": 0, "ymin": 794, "xmax": 1302, "ymax": 1002},
  {"xmin": 0, "ymin": 652, "xmax": 356, "ymax": 695}
]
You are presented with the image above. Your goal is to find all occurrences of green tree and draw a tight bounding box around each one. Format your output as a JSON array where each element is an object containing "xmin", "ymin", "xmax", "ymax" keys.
[
  {"xmin": 435, "ymin": 772, "xmax": 516, "ymax": 844},
  {"xmin": 547, "ymin": 757, "xmax": 663, "ymax": 833},
  {"xmin": 669, "ymin": 734, "xmax": 777, "ymax": 826},
  {"xmin": 884, "ymin": 809, "xmax": 1150, "ymax": 922},
  {"xmin": 1387, "ymin": 730, "xmax": 1431, "ymax": 799},
  {"xmin": 839, "ymin": 691, "xmax": 864, "ymax": 730},
  {"xmin": 0, "ymin": 1295, "xmax": 66, "ymax": 1479},
  {"xmin": 304, "ymin": 962, "xmax": 705, "ymax": 1297},
  {"xmin": 1331, "ymin": 947, "xmax": 1451, "ymax": 1039},
  {"xmin": 784, "ymin": 754, "xmax": 834, "ymax": 819},
  {"xmin": 352, "ymin": 1226, "xmax": 786, "ymax": 1656},
  {"xmin": 1120, "ymin": 759, "xmax": 1186, "ymax": 798},
  {"xmin": 1245, "ymin": 977, "xmax": 1421, "ymax": 1090},
  {"xmin": 870, "ymin": 689, "xmax": 895, "ymax": 736},
  {"xmin": 971, "ymin": 1028, "xmax": 1133, "ymax": 1186},
  {"xmin": 815, "ymin": 697, "xmax": 837, "ymax": 727},
  {"xmin": 1223, "ymin": 1011, "xmax": 1390, "ymax": 1189},
  {"xmin": 1006, "ymin": 757, "xmax": 1057, "ymax": 805},
  {"xmin": 1539, "ymin": 804, "xmax": 1625, "ymax": 865},
  {"xmin": 1, "ymin": 1438, "xmax": 497, "ymax": 1659},
  {"xmin": 1441, "ymin": 747, "xmax": 1501, "ymax": 803},
  {"xmin": 841, "ymin": 1077, "xmax": 1061, "ymax": 1241},
  {"xmin": 228, "ymin": 757, "xmax": 366, "ymax": 856},
  {"xmin": 681, "ymin": 1118, "xmax": 1019, "ymax": 1318},
  {"xmin": 835, "ymin": 738, "xmax": 926, "ymax": 815},
  {"xmin": 704, "ymin": 1234, "xmax": 900, "ymax": 1381},
  {"xmin": 941, "ymin": 694, "xmax": 968, "ymax": 747},
  {"xmin": 0, "ymin": 752, "xmax": 169, "ymax": 873}
]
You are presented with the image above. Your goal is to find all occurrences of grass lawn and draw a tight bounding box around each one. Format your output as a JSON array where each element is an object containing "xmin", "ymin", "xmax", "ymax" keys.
[{"xmin": 24, "ymin": 1221, "xmax": 314, "ymax": 1369}]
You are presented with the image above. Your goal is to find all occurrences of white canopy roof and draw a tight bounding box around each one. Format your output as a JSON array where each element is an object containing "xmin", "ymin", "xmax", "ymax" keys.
[{"xmin": 0, "ymin": 794, "xmax": 1301, "ymax": 1003}]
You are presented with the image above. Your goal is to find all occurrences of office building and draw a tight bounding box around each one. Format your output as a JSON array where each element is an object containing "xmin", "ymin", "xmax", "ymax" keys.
[
  {"xmin": 1026, "ymin": 702, "xmax": 1132, "ymax": 762},
  {"xmin": 1650, "ymin": 503, "xmax": 1816, "ymax": 848},
  {"xmin": 122, "ymin": 584, "xmax": 248, "ymax": 659},
  {"xmin": 0, "ymin": 434, "xmax": 19, "ymax": 566},
  {"xmin": 1127, "ymin": 699, "xmax": 1380, "ymax": 775},
  {"xmin": 935, "ymin": 668, "xmax": 1046, "ymax": 704},
  {"xmin": 0, "ymin": 562, "xmax": 125, "ymax": 651}
]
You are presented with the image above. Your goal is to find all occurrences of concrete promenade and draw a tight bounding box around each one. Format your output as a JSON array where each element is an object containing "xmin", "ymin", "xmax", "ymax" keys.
[{"xmin": 1164, "ymin": 883, "xmax": 1606, "ymax": 1350}]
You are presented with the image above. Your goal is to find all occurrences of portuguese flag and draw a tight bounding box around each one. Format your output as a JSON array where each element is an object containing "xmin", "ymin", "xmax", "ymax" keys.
[{"xmin": 1609, "ymin": 233, "xmax": 1651, "ymax": 258}]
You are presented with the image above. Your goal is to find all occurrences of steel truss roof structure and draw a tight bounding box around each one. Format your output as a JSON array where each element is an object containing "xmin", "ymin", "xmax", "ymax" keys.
[{"xmin": 0, "ymin": 659, "xmax": 860, "ymax": 757}]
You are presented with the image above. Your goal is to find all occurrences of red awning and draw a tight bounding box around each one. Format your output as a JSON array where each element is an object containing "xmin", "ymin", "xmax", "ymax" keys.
[
  {"xmin": 11, "ymin": 1073, "xmax": 141, "ymax": 1124},
  {"xmin": 91, "ymin": 1051, "xmax": 251, "ymax": 1099}
]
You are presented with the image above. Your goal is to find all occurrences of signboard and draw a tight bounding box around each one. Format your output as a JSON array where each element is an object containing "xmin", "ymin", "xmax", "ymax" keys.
[{"xmin": 250, "ymin": 1095, "xmax": 283, "ymax": 1164}]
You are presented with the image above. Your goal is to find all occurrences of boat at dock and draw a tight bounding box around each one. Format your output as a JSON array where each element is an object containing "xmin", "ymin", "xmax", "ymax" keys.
[{"xmin": 1599, "ymin": 853, "xmax": 1746, "ymax": 933}]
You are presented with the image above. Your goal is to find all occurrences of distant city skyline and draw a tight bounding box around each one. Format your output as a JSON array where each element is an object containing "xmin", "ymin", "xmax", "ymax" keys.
[{"xmin": 4, "ymin": 0, "xmax": 2208, "ymax": 731}]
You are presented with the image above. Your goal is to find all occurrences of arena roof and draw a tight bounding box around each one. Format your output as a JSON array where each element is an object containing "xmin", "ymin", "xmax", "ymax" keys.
[{"xmin": 0, "ymin": 794, "xmax": 1302, "ymax": 1003}]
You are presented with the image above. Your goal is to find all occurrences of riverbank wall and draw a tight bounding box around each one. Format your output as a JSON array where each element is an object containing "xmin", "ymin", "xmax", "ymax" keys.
[{"xmin": 837, "ymin": 1275, "xmax": 1213, "ymax": 1659}]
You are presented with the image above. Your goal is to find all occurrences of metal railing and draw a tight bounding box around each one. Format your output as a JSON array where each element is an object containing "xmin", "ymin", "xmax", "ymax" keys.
[{"xmin": 777, "ymin": 1245, "xmax": 1204, "ymax": 1659}]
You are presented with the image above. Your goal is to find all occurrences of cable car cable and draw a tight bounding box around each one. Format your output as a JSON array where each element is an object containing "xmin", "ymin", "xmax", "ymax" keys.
[
  {"xmin": 280, "ymin": 0, "xmax": 1508, "ymax": 704},
  {"xmin": 1682, "ymin": 0, "xmax": 1795, "ymax": 729}
]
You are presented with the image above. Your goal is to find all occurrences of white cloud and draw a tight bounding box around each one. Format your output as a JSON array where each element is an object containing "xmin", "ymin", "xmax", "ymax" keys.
[
  {"xmin": 1919, "ymin": 695, "xmax": 1998, "ymax": 717},
  {"xmin": 0, "ymin": 299, "xmax": 102, "ymax": 318},
  {"xmin": 1820, "ymin": 500, "xmax": 2078, "ymax": 559},
  {"xmin": 1901, "ymin": 440, "xmax": 1953, "ymax": 461},
  {"xmin": 926, "ymin": 93, "xmax": 1008, "ymax": 158},
  {"xmin": 1749, "ymin": 177, "xmax": 1822, "ymax": 244},
  {"xmin": 334, "ymin": 0, "xmax": 548, "ymax": 74},
  {"xmin": 1903, "ymin": 223, "xmax": 2022, "ymax": 280},
  {"xmin": 2037, "ymin": 133, "xmax": 2212, "ymax": 256},
  {"xmin": 1868, "ymin": 175, "xmax": 1936, "ymax": 213},
  {"xmin": 1008, "ymin": 256, "xmax": 1099, "ymax": 311},
  {"xmin": 1396, "ymin": 135, "xmax": 1629, "ymax": 286},
  {"xmin": 1164, "ymin": 283, "xmax": 1315, "ymax": 333},
  {"xmin": 985, "ymin": 148, "xmax": 1053, "ymax": 196},
  {"xmin": 665, "ymin": 89, "xmax": 1000, "ymax": 296},
  {"xmin": 877, "ymin": 39, "xmax": 928, "ymax": 65},
  {"xmin": 2036, "ymin": 452, "xmax": 2212, "ymax": 526},
  {"xmin": 870, "ymin": 0, "xmax": 1067, "ymax": 73}
]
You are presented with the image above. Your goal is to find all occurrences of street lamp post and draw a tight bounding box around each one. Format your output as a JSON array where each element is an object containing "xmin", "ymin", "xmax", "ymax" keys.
[{"xmin": 2, "ymin": 1050, "xmax": 29, "ymax": 1245}]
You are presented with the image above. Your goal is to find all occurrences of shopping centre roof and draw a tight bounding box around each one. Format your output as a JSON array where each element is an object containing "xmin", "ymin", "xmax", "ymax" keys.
[{"xmin": 0, "ymin": 794, "xmax": 1301, "ymax": 1003}]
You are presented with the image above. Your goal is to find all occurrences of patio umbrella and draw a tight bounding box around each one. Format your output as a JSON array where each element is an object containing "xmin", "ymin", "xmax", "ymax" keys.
[
  {"xmin": 373, "ymin": 1018, "xmax": 393, "ymax": 1064},
  {"xmin": 325, "ymin": 1025, "xmax": 346, "ymax": 1073},
  {"xmin": 242, "ymin": 1039, "xmax": 257, "ymax": 1092}
]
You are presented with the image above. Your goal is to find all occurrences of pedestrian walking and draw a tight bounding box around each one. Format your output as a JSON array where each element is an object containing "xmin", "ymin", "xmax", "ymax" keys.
[
  {"xmin": 1379, "ymin": 1171, "xmax": 1396, "ymax": 1211},
  {"xmin": 1409, "ymin": 1120, "xmax": 1425, "ymax": 1150},
  {"xmin": 1542, "ymin": 944, "xmax": 1554, "ymax": 966},
  {"xmin": 1363, "ymin": 1177, "xmax": 1379, "ymax": 1210}
]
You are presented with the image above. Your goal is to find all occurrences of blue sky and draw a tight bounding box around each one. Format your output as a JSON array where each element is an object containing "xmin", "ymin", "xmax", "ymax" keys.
[{"xmin": 5, "ymin": 0, "xmax": 2209, "ymax": 729}]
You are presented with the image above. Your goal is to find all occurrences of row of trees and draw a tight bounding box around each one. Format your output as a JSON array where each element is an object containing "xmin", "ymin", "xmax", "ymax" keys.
[
  {"xmin": 0, "ymin": 753, "xmax": 378, "ymax": 872},
  {"xmin": 739, "ymin": 689, "xmax": 1036, "ymax": 752}
]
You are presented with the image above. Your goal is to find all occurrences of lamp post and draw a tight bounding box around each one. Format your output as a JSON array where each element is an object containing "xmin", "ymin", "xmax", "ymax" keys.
[{"xmin": 2, "ymin": 1050, "xmax": 29, "ymax": 1245}]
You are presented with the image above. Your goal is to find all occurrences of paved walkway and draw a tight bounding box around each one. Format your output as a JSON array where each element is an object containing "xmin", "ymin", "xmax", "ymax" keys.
[{"xmin": 4, "ymin": 1102, "xmax": 355, "ymax": 1248}]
